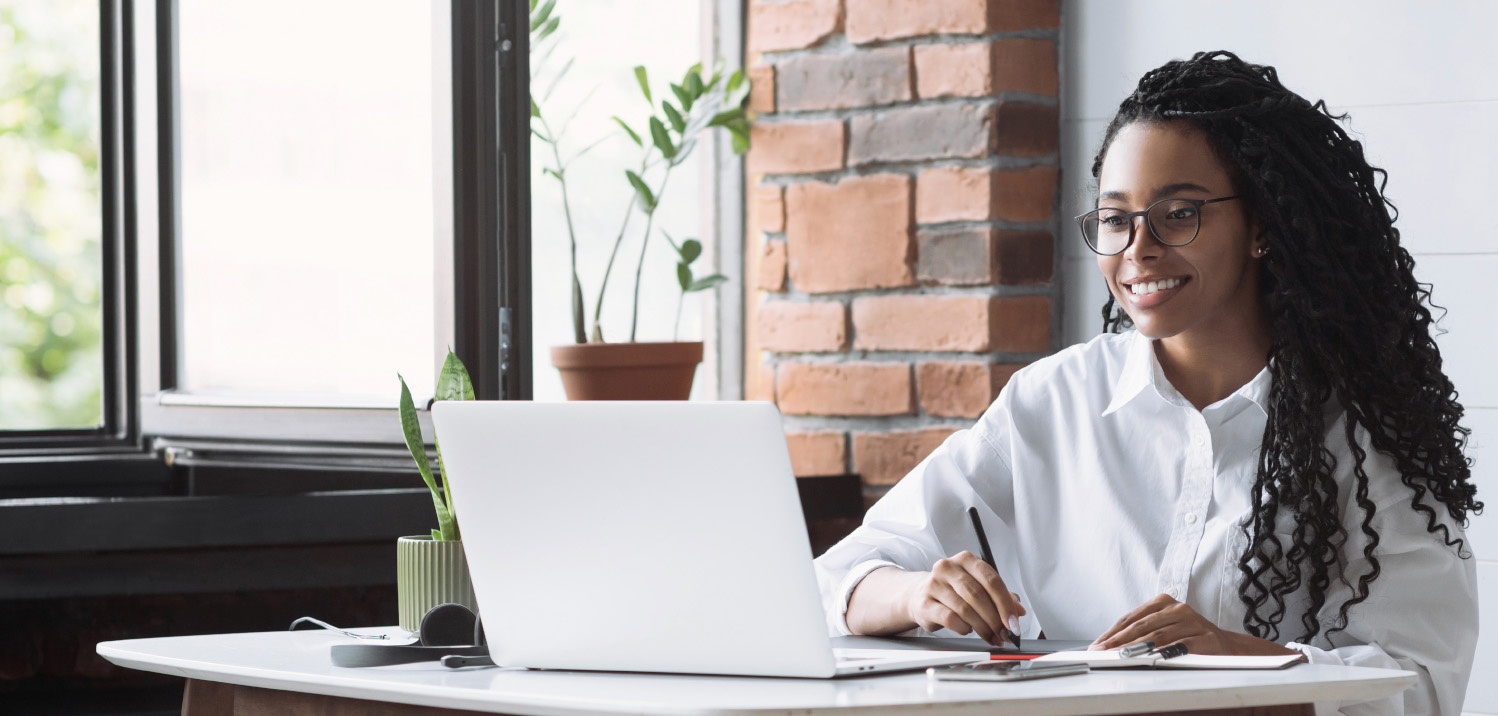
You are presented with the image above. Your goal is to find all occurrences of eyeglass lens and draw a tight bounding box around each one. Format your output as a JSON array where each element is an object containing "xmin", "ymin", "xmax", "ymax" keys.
[{"xmin": 1082, "ymin": 200, "xmax": 1202, "ymax": 255}]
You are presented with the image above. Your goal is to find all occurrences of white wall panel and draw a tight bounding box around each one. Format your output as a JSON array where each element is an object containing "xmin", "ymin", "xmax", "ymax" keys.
[
  {"xmin": 1464, "ymin": 408, "xmax": 1497, "ymax": 564},
  {"xmin": 1350, "ymin": 103, "xmax": 1498, "ymax": 257},
  {"xmin": 1062, "ymin": 257, "xmax": 1109, "ymax": 347},
  {"xmin": 1061, "ymin": 118, "xmax": 1110, "ymax": 262},
  {"xmin": 1413, "ymin": 255, "xmax": 1498, "ymax": 409},
  {"xmin": 1063, "ymin": 0, "xmax": 1498, "ymax": 122}
]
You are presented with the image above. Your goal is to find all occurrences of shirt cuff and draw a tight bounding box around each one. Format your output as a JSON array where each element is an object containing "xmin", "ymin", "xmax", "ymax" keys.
[
  {"xmin": 1284, "ymin": 642, "xmax": 1344, "ymax": 716},
  {"xmin": 1285, "ymin": 641, "xmax": 1343, "ymax": 666},
  {"xmin": 833, "ymin": 560, "xmax": 902, "ymax": 636}
]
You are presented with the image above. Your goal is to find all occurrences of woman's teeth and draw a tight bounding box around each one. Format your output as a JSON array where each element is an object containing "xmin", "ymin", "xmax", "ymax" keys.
[{"xmin": 1129, "ymin": 278, "xmax": 1183, "ymax": 295}]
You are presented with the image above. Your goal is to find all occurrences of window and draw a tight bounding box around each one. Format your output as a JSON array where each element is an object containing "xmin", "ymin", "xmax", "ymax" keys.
[
  {"xmin": 138, "ymin": 0, "xmax": 532, "ymax": 459},
  {"xmin": 172, "ymin": 0, "xmax": 437, "ymax": 405},
  {"xmin": 527, "ymin": 0, "xmax": 745, "ymax": 401},
  {"xmin": 0, "ymin": 0, "xmax": 138, "ymax": 454},
  {"xmin": 0, "ymin": 0, "xmax": 105, "ymax": 430}
]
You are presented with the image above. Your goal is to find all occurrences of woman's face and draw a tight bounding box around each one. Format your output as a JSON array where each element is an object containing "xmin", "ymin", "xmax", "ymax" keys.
[{"xmin": 1094, "ymin": 121, "xmax": 1267, "ymax": 342}]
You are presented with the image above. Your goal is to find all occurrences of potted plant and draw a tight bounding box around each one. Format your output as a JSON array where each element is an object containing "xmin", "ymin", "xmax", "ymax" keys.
[
  {"xmin": 529, "ymin": 0, "xmax": 751, "ymax": 400},
  {"xmin": 394, "ymin": 350, "xmax": 478, "ymax": 631}
]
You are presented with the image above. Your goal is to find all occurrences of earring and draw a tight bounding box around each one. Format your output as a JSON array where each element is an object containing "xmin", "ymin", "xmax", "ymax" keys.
[{"xmin": 1255, "ymin": 247, "xmax": 1269, "ymax": 257}]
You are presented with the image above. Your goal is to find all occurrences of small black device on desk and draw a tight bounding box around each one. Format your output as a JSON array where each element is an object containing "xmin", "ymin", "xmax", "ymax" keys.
[{"xmin": 928, "ymin": 660, "xmax": 1090, "ymax": 682}]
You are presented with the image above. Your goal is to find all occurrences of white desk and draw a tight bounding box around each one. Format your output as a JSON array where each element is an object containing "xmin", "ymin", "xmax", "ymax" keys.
[{"xmin": 97, "ymin": 627, "xmax": 1415, "ymax": 716}]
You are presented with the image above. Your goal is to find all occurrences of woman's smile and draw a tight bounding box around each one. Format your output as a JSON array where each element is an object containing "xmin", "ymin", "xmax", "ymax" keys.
[{"xmin": 1121, "ymin": 275, "xmax": 1190, "ymax": 309}]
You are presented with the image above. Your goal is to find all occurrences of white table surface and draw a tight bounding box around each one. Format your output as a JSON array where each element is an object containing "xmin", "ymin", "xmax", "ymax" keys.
[{"xmin": 97, "ymin": 627, "xmax": 1416, "ymax": 716}]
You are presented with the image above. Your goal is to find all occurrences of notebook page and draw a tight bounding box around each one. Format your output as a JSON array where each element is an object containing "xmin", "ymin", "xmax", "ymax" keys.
[
  {"xmin": 1035, "ymin": 650, "xmax": 1302, "ymax": 669},
  {"xmin": 1156, "ymin": 654, "xmax": 1303, "ymax": 669},
  {"xmin": 1033, "ymin": 650, "xmax": 1156, "ymax": 668}
]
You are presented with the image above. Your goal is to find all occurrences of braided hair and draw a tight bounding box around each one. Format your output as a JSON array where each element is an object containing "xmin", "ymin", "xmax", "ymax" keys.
[{"xmin": 1090, "ymin": 51, "xmax": 1481, "ymax": 644}]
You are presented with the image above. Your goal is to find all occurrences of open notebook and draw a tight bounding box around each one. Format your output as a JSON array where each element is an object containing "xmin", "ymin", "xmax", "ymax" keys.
[{"xmin": 1035, "ymin": 649, "xmax": 1304, "ymax": 670}]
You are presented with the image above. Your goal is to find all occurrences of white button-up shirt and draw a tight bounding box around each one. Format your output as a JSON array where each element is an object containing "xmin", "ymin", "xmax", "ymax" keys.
[{"xmin": 814, "ymin": 330, "xmax": 1477, "ymax": 716}]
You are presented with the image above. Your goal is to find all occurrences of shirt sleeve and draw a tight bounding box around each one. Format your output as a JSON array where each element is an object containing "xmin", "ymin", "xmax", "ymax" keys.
[
  {"xmin": 812, "ymin": 385, "xmax": 1023, "ymax": 637},
  {"xmin": 1282, "ymin": 493, "xmax": 1479, "ymax": 716}
]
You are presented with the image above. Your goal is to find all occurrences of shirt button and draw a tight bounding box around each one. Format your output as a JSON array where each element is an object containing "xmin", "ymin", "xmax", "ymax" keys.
[
  {"xmin": 1192, "ymin": 434, "xmax": 1206, "ymax": 447},
  {"xmin": 1166, "ymin": 588, "xmax": 1179, "ymax": 599},
  {"xmin": 1185, "ymin": 513, "xmax": 1198, "ymax": 524}
]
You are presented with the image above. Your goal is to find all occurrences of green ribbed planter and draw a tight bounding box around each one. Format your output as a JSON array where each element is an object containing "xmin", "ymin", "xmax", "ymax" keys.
[{"xmin": 396, "ymin": 536, "xmax": 478, "ymax": 631}]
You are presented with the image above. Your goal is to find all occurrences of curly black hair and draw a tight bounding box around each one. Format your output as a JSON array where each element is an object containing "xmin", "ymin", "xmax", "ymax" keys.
[{"xmin": 1089, "ymin": 51, "xmax": 1482, "ymax": 644}]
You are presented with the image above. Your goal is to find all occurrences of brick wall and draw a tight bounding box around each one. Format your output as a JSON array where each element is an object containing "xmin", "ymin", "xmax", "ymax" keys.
[{"xmin": 743, "ymin": 0, "xmax": 1060, "ymax": 506}]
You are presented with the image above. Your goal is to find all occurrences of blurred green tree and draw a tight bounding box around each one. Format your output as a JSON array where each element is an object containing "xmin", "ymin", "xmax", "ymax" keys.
[{"xmin": 0, "ymin": 0, "xmax": 103, "ymax": 429}]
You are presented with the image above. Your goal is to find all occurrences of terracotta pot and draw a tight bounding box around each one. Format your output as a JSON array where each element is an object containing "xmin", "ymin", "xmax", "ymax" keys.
[{"xmin": 550, "ymin": 341, "xmax": 703, "ymax": 400}]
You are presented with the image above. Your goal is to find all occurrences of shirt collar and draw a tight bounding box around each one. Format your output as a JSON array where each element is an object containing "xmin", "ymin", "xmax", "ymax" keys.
[
  {"xmin": 1230, "ymin": 362, "xmax": 1273, "ymax": 417},
  {"xmin": 1101, "ymin": 330, "xmax": 1273, "ymax": 417},
  {"xmin": 1102, "ymin": 330, "xmax": 1155, "ymax": 416}
]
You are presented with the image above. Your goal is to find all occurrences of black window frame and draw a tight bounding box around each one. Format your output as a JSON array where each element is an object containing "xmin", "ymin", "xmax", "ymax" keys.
[
  {"xmin": 139, "ymin": 0, "xmax": 531, "ymax": 469},
  {"xmin": 0, "ymin": 0, "xmax": 139, "ymax": 459},
  {"xmin": 0, "ymin": 0, "xmax": 531, "ymax": 489}
]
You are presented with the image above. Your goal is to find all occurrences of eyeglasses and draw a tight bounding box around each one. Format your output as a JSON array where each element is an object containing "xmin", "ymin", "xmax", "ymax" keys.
[{"xmin": 1076, "ymin": 196, "xmax": 1241, "ymax": 256}]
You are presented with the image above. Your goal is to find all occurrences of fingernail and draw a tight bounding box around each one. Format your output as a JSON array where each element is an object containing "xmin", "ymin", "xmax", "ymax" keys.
[{"xmin": 1007, "ymin": 616, "xmax": 1019, "ymax": 637}]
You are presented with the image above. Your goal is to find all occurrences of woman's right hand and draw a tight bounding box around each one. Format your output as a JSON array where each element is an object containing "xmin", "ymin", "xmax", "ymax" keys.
[
  {"xmin": 902, "ymin": 551, "xmax": 1026, "ymax": 645},
  {"xmin": 847, "ymin": 553, "xmax": 1026, "ymax": 645}
]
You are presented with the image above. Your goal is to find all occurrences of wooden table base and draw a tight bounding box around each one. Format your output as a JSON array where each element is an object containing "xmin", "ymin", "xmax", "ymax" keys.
[{"xmin": 182, "ymin": 678, "xmax": 1315, "ymax": 716}]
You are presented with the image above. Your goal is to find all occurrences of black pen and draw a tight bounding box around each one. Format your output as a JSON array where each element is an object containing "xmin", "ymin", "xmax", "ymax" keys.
[
  {"xmin": 966, "ymin": 507, "xmax": 1020, "ymax": 650},
  {"xmin": 1155, "ymin": 643, "xmax": 1188, "ymax": 660}
]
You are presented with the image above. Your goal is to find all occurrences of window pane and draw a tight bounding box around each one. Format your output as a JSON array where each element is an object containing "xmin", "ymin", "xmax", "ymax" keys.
[
  {"xmin": 0, "ymin": 0, "xmax": 104, "ymax": 430},
  {"xmin": 177, "ymin": 0, "xmax": 436, "ymax": 404},
  {"xmin": 529, "ymin": 0, "xmax": 710, "ymax": 401}
]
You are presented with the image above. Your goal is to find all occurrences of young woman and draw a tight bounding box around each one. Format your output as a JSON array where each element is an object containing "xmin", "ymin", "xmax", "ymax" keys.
[{"xmin": 814, "ymin": 51, "xmax": 1481, "ymax": 715}]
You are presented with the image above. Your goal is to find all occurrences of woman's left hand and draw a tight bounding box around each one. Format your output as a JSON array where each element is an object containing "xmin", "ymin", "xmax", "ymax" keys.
[{"xmin": 1089, "ymin": 593, "xmax": 1300, "ymax": 656}]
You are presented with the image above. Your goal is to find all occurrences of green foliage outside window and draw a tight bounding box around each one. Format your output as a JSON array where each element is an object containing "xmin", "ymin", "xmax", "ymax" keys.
[{"xmin": 0, "ymin": 0, "xmax": 103, "ymax": 430}]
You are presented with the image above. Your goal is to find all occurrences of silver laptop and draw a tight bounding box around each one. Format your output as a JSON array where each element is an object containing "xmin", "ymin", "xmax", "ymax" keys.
[{"xmin": 431, "ymin": 400, "xmax": 988, "ymax": 678}]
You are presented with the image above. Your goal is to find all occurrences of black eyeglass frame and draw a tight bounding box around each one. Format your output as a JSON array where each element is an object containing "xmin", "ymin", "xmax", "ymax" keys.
[{"xmin": 1075, "ymin": 195, "xmax": 1242, "ymax": 256}]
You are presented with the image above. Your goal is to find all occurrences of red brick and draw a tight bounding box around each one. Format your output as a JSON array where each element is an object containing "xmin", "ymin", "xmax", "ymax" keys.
[
  {"xmin": 786, "ymin": 430, "xmax": 848, "ymax": 476},
  {"xmin": 853, "ymin": 295, "xmax": 995, "ymax": 351},
  {"xmin": 993, "ymin": 165, "xmax": 1057, "ymax": 222},
  {"xmin": 914, "ymin": 42, "xmax": 992, "ymax": 99},
  {"xmin": 759, "ymin": 239, "xmax": 788, "ymax": 291},
  {"xmin": 749, "ymin": 0, "xmax": 843, "ymax": 53},
  {"xmin": 757, "ymin": 301, "xmax": 848, "ymax": 353},
  {"xmin": 916, "ymin": 165, "xmax": 994, "ymax": 223},
  {"xmin": 846, "ymin": 0, "xmax": 1058, "ymax": 43},
  {"xmin": 992, "ymin": 295, "xmax": 1051, "ymax": 351},
  {"xmin": 776, "ymin": 362, "xmax": 914, "ymax": 416},
  {"xmin": 846, "ymin": 0, "xmax": 989, "ymax": 43},
  {"xmin": 852, "ymin": 295, "xmax": 1050, "ymax": 351},
  {"xmin": 748, "ymin": 120, "xmax": 845, "ymax": 175},
  {"xmin": 849, "ymin": 104, "xmax": 994, "ymax": 166},
  {"xmin": 776, "ymin": 47, "xmax": 912, "ymax": 112},
  {"xmin": 748, "ymin": 64, "xmax": 776, "ymax": 115},
  {"xmin": 990, "ymin": 0, "xmax": 1059, "ymax": 31},
  {"xmin": 757, "ymin": 184, "xmax": 786, "ymax": 233},
  {"xmin": 991, "ymin": 38, "xmax": 1057, "ymax": 96},
  {"xmin": 995, "ymin": 230, "xmax": 1053, "ymax": 285},
  {"xmin": 786, "ymin": 174, "xmax": 914, "ymax": 293},
  {"xmin": 917, "ymin": 227, "xmax": 995, "ymax": 286},
  {"xmin": 915, "ymin": 39, "xmax": 1057, "ymax": 100},
  {"xmin": 994, "ymin": 102, "xmax": 1059, "ymax": 157},
  {"xmin": 852, "ymin": 428, "xmax": 960, "ymax": 485},
  {"xmin": 917, "ymin": 361, "xmax": 1021, "ymax": 417}
]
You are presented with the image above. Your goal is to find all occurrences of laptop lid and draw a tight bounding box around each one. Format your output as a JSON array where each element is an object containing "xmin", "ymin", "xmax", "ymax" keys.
[{"xmin": 432, "ymin": 400, "xmax": 839, "ymax": 678}]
